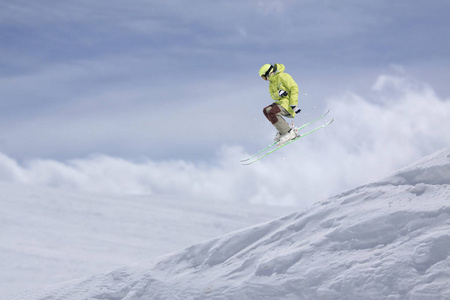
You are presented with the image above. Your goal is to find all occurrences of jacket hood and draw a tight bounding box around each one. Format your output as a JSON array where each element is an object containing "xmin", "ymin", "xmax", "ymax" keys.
[
  {"xmin": 268, "ymin": 63, "xmax": 285, "ymax": 81},
  {"xmin": 274, "ymin": 63, "xmax": 285, "ymax": 74}
]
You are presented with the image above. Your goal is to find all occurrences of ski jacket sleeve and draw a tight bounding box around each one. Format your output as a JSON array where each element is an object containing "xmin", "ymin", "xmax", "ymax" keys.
[
  {"xmin": 280, "ymin": 73, "xmax": 299, "ymax": 107},
  {"xmin": 269, "ymin": 84, "xmax": 281, "ymax": 101}
]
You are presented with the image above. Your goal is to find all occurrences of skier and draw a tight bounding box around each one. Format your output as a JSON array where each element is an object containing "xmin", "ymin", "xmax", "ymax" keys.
[{"xmin": 259, "ymin": 63, "xmax": 301, "ymax": 145}]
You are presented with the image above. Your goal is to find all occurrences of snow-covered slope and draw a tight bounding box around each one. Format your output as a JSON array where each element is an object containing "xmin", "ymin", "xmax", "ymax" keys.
[
  {"xmin": 12, "ymin": 147, "xmax": 450, "ymax": 300},
  {"xmin": 0, "ymin": 184, "xmax": 292, "ymax": 298}
]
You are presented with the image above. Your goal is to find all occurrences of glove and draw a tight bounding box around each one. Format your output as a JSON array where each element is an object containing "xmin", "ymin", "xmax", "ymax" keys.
[
  {"xmin": 291, "ymin": 106, "xmax": 301, "ymax": 114},
  {"xmin": 278, "ymin": 90, "xmax": 288, "ymax": 97}
]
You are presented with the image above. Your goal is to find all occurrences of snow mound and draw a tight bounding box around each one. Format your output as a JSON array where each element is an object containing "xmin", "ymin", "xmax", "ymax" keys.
[
  {"xmin": 391, "ymin": 146, "xmax": 450, "ymax": 186},
  {"xmin": 0, "ymin": 183, "xmax": 291, "ymax": 298},
  {"xmin": 14, "ymin": 148, "xmax": 450, "ymax": 299}
]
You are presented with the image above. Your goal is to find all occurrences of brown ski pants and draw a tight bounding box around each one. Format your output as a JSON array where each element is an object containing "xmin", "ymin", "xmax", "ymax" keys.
[{"xmin": 263, "ymin": 104, "xmax": 291, "ymax": 135}]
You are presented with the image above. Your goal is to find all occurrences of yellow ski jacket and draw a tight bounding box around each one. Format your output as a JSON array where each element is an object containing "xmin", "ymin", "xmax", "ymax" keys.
[{"xmin": 268, "ymin": 63, "xmax": 299, "ymax": 117}]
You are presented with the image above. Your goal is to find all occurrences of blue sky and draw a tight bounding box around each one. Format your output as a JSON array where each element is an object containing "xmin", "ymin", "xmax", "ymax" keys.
[{"xmin": 1, "ymin": 1, "xmax": 450, "ymax": 207}]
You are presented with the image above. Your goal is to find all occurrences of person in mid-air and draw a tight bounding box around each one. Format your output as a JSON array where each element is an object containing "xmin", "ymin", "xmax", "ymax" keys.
[{"xmin": 259, "ymin": 63, "xmax": 301, "ymax": 145}]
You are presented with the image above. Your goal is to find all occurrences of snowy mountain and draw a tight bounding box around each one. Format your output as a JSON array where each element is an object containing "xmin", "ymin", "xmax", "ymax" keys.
[
  {"xmin": 10, "ymin": 147, "xmax": 450, "ymax": 299},
  {"xmin": 0, "ymin": 184, "xmax": 291, "ymax": 298}
]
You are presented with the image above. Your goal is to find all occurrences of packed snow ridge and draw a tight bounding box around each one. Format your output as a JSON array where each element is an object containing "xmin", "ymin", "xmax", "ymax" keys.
[{"xmin": 14, "ymin": 147, "xmax": 450, "ymax": 300}]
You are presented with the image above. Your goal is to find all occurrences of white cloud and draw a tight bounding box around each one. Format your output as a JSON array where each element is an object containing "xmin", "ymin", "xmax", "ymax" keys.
[{"xmin": 1, "ymin": 73, "xmax": 449, "ymax": 210}]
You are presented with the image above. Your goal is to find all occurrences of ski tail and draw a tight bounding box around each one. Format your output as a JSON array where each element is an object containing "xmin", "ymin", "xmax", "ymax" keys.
[{"xmin": 240, "ymin": 141, "xmax": 277, "ymax": 162}]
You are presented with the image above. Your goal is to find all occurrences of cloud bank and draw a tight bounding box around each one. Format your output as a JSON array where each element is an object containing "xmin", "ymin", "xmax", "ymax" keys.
[{"xmin": 1, "ymin": 74, "xmax": 449, "ymax": 208}]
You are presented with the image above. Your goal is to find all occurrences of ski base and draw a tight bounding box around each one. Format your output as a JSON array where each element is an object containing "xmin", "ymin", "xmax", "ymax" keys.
[
  {"xmin": 241, "ymin": 109, "xmax": 331, "ymax": 164},
  {"xmin": 241, "ymin": 117, "xmax": 334, "ymax": 165}
]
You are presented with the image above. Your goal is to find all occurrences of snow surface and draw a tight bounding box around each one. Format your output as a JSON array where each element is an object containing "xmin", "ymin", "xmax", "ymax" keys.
[
  {"xmin": 0, "ymin": 184, "xmax": 291, "ymax": 298},
  {"xmin": 8, "ymin": 147, "xmax": 450, "ymax": 299}
]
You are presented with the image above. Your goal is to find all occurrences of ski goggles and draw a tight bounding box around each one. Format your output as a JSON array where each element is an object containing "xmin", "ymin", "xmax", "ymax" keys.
[{"xmin": 261, "ymin": 65, "xmax": 274, "ymax": 80}]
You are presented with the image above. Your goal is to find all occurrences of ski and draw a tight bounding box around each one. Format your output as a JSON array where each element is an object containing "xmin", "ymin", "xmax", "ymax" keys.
[
  {"xmin": 240, "ymin": 141, "xmax": 278, "ymax": 163},
  {"xmin": 242, "ymin": 118, "xmax": 334, "ymax": 165},
  {"xmin": 241, "ymin": 109, "xmax": 331, "ymax": 163}
]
